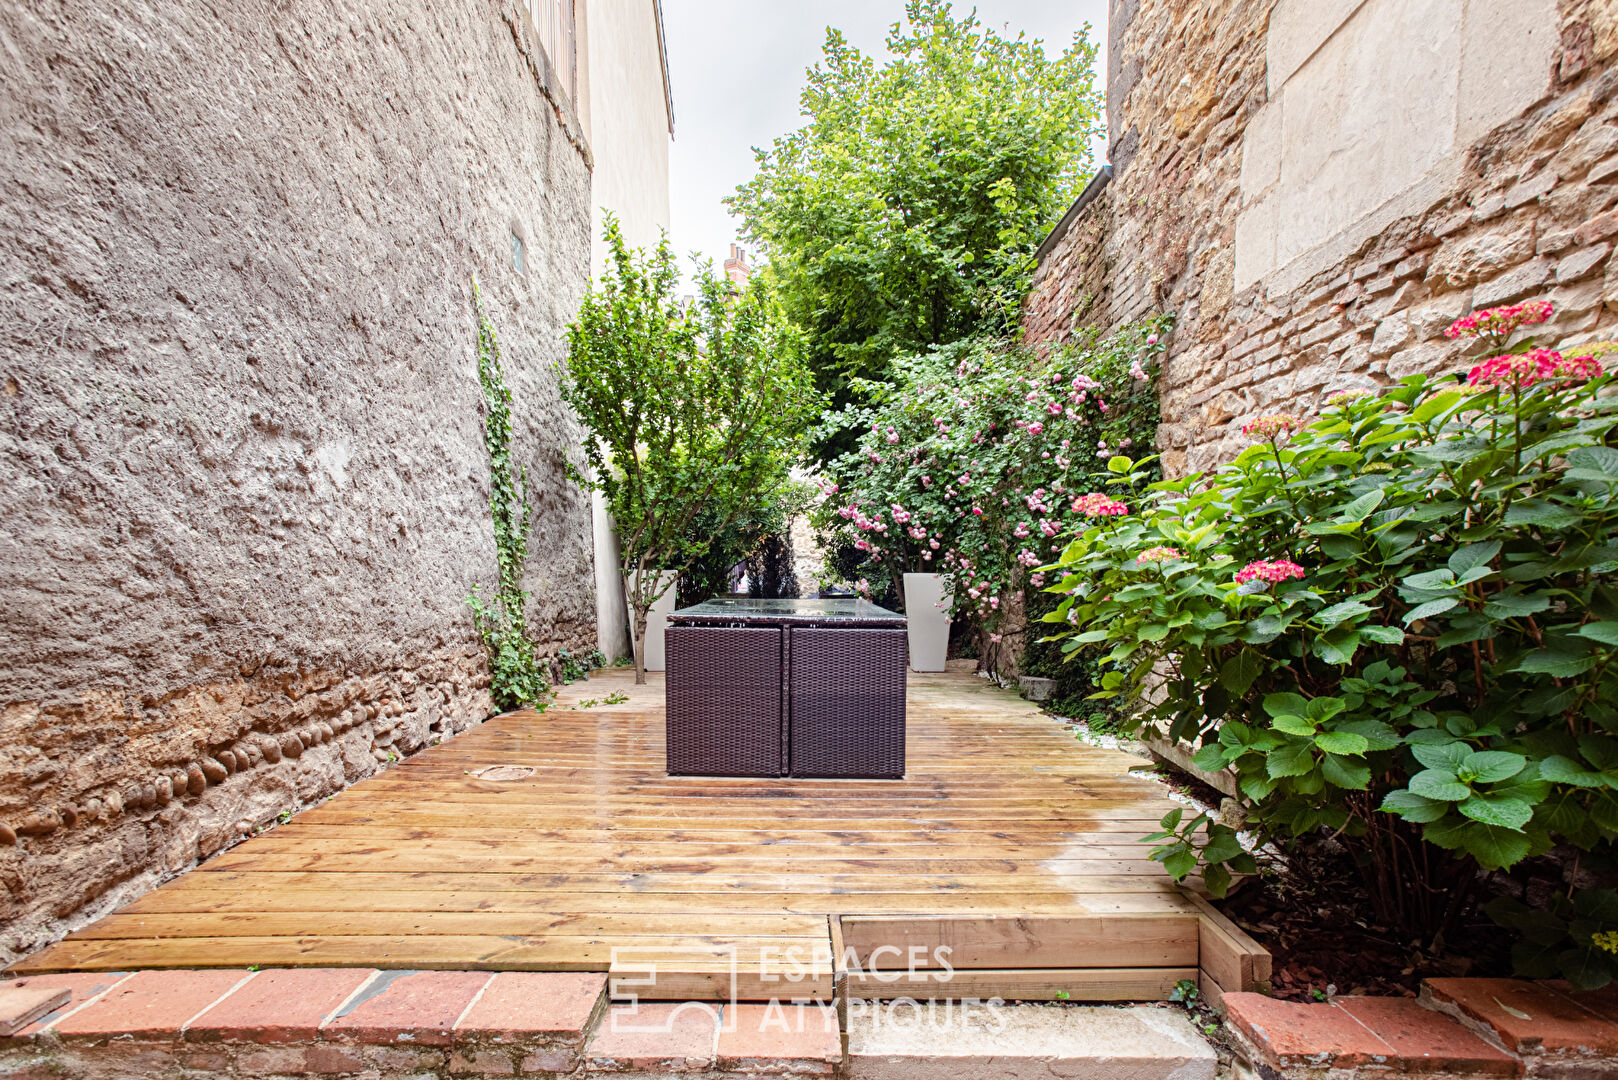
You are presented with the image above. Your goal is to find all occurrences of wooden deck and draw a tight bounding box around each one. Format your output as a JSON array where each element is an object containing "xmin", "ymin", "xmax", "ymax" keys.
[{"xmin": 14, "ymin": 668, "xmax": 1262, "ymax": 1001}]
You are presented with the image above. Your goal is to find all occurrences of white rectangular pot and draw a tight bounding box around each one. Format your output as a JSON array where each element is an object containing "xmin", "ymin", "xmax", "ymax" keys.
[
  {"xmin": 625, "ymin": 570, "xmax": 679, "ymax": 672},
  {"xmin": 903, "ymin": 572, "xmax": 952, "ymax": 672}
]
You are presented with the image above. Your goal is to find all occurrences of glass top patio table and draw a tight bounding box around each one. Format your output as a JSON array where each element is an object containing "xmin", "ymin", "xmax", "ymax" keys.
[{"xmin": 668, "ymin": 597, "xmax": 905, "ymax": 628}]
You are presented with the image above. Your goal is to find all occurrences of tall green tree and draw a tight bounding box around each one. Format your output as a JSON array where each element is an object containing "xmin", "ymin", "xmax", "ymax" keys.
[
  {"xmin": 728, "ymin": 0, "xmax": 1102, "ymax": 454},
  {"xmin": 561, "ymin": 217, "xmax": 819, "ymax": 683}
]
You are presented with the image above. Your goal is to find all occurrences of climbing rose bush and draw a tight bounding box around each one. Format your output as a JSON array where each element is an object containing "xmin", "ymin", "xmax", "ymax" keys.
[
  {"xmin": 813, "ymin": 319, "xmax": 1170, "ymax": 632},
  {"xmin": 1043, "ymin": 301, "xmax": 1618, "ymax": 981}
]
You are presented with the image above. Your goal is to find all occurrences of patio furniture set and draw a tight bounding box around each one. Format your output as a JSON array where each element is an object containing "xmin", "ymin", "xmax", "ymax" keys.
[{"xmin": 664, "ymin": 598, "xmax": 907, "ymax": 779}]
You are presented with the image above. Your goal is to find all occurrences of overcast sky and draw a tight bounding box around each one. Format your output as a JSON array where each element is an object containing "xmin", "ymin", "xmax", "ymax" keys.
[{"xmin": 659, "ymin": 0, "xmax": 1110, "ymax": 277}]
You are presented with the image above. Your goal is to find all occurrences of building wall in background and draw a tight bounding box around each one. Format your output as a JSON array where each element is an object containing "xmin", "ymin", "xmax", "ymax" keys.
[
  {"xmin": 1026, "ymin": 0, "xmax": 1618, "ymax": 475},
  {"xmin": 0, "ymin": 0, "xmax": 594, "ymax": 964},
  {"xmin": 577, "ymin": 0, "xmax": 675, "ymax": 658}
]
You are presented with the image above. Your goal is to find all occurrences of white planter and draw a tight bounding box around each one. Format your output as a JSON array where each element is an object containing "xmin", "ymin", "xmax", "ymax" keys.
[
  {"xmin": 625, "ymin": 571, "xmax": 679, "ymax": 672},
  {"xmin": 903, "ymin": 573, "xmax": 952, "ymax": 672}
]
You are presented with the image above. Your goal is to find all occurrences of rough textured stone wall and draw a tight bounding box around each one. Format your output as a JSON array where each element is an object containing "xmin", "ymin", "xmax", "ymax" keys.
[
  {"xmin": 0, "ymin": 0, "xmax": 595, "ymax": 963},
  {"xmin": 1027, "ymin": 0, "xmax": 1618, "ymax": 476}
]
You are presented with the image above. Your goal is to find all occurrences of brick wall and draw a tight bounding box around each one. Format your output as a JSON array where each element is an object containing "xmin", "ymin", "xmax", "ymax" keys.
[
  {"xmin": 0, "ymin": 0, "xmax": 595, "ymax": 964},
  {"xmin": 1026, "ymin": 0, "xmax": 1618, "ymax": 477}
]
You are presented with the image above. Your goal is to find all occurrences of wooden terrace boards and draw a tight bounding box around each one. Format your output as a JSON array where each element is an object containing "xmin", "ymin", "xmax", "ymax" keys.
[{"xmin": 13, "ymin": 667, "xmax": 1264, "ymax": 1001}]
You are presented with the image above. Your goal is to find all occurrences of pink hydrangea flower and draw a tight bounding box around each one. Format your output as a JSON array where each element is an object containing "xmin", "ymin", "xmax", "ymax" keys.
[
  {"xmin": 1136, "ymin": 546, "xmax": 1181, "ymax": 565},
  {"xmin": 1325, "ymin": 388, "xmax": 1372, "ymax": 407},
  {"xmin": 1071, "ymin": 493, "xmax": 1128, "ymax": 517},
  {"xmin": 1464, "ymin": 348, "xmax": 1602, "ymax": 388},
  {"xmin": 1234, "ymin": 559, "xmax": 1306, "ymax": 585},
  {"xmin": 1242, "ymin": 414, "xmax": 1301, "ymax": 440},
  {"xmin": 1446, "ymin": 300, "xmax": 1554, "ymax": 340}
]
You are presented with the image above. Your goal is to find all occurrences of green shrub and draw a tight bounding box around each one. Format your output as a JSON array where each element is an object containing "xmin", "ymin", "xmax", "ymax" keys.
[
  {"xmin": 1043, "ymin": 300, "xmax": 1618, "ymax": 978},
  {"xmin": 813, "ymin": 319, "xmax": 1169, "ymax": 640}
]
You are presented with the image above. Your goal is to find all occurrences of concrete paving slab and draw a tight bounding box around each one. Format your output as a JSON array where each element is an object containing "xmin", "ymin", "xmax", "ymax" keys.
[{"xmin": 846, "ymin": 1001, "xmax": 1217, "ymax": 1080}]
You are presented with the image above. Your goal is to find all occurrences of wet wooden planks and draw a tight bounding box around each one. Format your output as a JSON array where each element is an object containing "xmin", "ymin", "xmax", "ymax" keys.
[{"xmin": 12, "ymin": 668, "xmax": 1199, "ymax": 999}]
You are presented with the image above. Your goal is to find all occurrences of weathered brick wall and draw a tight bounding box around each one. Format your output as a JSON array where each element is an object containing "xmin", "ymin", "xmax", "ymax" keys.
[
  {"xmin": 0, "ymin": 0, "xmax": 595, "ymax": 963},
  {"xmin": 1027, "ymin": 0, "xmax": 1618, "ymax": 477},
  {"xmin": 1023, "ymin": 174, "xmax": 1115, "ymax": 348}
]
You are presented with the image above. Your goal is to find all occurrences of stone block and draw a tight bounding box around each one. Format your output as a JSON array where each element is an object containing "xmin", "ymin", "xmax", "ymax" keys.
[
  {"xmin": 1505, "ymin": 170, "xmax": 1558, "ymax": 209},
  {"xmin": 1558, "ymin": 243, "xmax": 1612, "ymax": 283},
  {"xmin": 1234, "ymin": 198, "xmax": 1277, "ymax": 292},
  {"xmin": 1369, "ymin": 311, "xmax": 1412, "ymax": 356},
  {"xmin": 846, "ymin": 1003, "xmax": 1216, "ymax": 1080},
  {"xmin": 1446, "ymin": 212, "xmax": 1543, "ymax": 278},
  {"xmin": 1576, "ymin": 209, "xmax": 1618, "ymax": 246},
  {"xmin": 1473, "ymin": 192, "xmax": 1508, "ymax": 222},
  {"xmin": 1473, "ymin": 259, "xmax": 1553, "ymax": 308},
  {"xmin": 1240, "ymin": 103, "xmax": 1282, "ymax": 199},
  {"xmin": 1591, "ymin": 154, "xmax": 1618, "ymax": 185},
  {"xmin": 1266, "ymin": 0, "xmax": 1370, "ymax": 94},
  {"xmin": 1457, "ymin": 0, "xmax": 1559, "ymax": 146}
]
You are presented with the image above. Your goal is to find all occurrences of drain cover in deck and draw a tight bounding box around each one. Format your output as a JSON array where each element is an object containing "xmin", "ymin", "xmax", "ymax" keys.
[{"xmin": 470, "ymin": 765, "xmax": 535, "ymax": 782}]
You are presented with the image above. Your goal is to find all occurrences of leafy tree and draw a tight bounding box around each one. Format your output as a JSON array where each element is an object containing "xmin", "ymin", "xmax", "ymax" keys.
[
  {"xmin": 561, "ymin": 217, "xmax": 819, "ymax": 683},
  {"xmin": 728, "ymin": 0, "xmax": 1102, "ymax": 457},
  {"xmin": 676, "ymin": 478, "xmax": 815, "ymax": 608}
]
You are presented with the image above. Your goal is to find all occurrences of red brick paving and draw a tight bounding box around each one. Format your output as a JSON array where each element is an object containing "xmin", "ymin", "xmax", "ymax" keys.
[
  {"xmin": 186, "ymin": 968, "xmax": 377, "ymax": 1043},
  {"xmin": 1427, "ymin": 977, "xmax": 1618, "ymax": 1054},
  {"xmin": 453, "ymin": 971, "xmax": 604, "ymax": 1041},
  {"xmin": 1223, "ymin": 993, "xmax": 1396, "ymax": 1068},
  {"xmin": 1337, "ymin": 995, "xmax": 1518, "ymax": 1074},
  {"xmin": 321, "ymin": 970, "xmax": 490, "ymax": 1046},
  {"xmin": 9, "ymin": 973, "xmax": 131, "ymax": 1037},
  {"xmin": 718, "ymin": 1002, "xmax": 841, "ymax": 1070},
  {"xmin": 50, "ymin": 969, "xmax": 247, "ymax": 1039},
  {"xmin": 585, "ymin": 1001, "xmax": 720, "ymax": 1070}
]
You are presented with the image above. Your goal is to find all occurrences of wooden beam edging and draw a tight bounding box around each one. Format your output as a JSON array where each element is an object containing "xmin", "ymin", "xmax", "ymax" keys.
[{"xmin": 1183, "ymin": 890, "xmax": 1272, "ymax": 1007}]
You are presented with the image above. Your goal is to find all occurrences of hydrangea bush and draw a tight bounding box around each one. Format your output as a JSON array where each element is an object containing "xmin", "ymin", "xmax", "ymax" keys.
[
  {"xmin": 812, "ymin": 320, "xmax": 1171, "ymax": 645},
  {"xmin": 1042, "ymin": 300, "xmax": 1618, "ymax": 980}
]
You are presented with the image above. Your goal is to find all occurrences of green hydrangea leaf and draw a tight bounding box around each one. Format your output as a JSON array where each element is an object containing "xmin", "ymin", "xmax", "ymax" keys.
[{"xmin": 1410, "ymin": 768, "xmax": 1471, "ymax": 801}]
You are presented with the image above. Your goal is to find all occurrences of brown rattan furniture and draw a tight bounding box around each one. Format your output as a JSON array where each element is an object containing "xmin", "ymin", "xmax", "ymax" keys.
[{"xmin": 665, "ymin": 598, "xmax": 907, "ymax": 778}]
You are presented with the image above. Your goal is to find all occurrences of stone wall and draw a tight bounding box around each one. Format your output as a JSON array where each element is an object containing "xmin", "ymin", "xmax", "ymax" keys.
[
  {"xmin": 1026, "ymin": 0, "xmax": 1618, "ymax": 476},
  {"xmin": 0, "ymin": 0, "xmax": 596, "ymax": 963}
]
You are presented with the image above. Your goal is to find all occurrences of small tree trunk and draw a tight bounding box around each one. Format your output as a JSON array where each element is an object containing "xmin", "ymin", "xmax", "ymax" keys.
[{"xmin": 632, "ymin": 606, "xmax": 651, "ymax": 685}]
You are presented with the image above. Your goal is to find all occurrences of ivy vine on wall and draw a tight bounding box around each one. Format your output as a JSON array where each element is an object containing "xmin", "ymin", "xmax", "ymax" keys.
[{"xmin": 466, "ymin": 279, "xmax": 552, "ymax": 712}]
